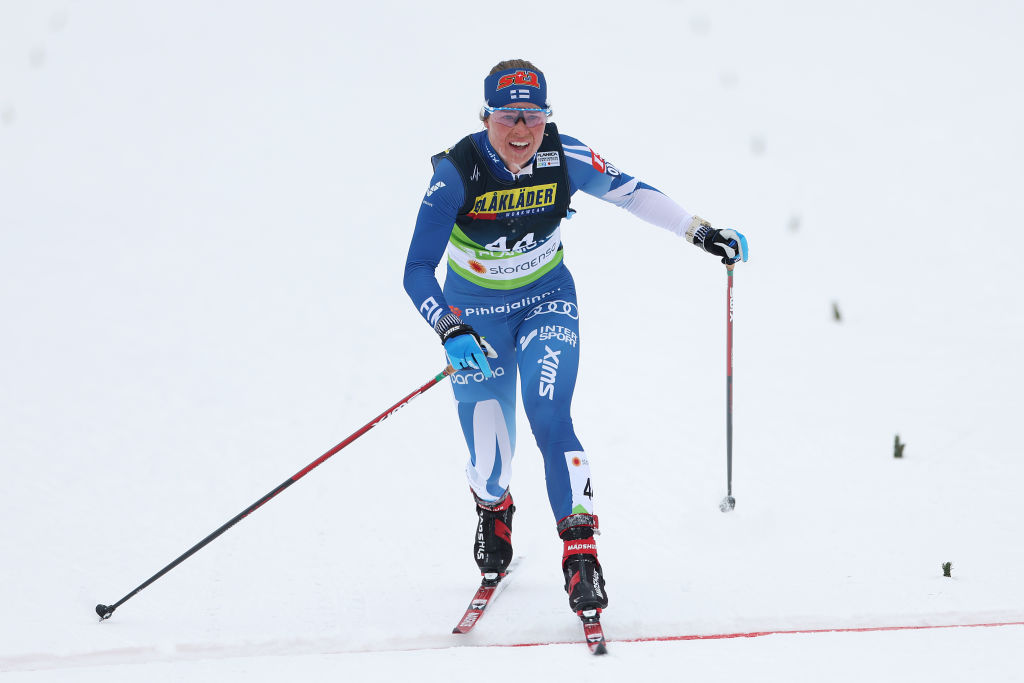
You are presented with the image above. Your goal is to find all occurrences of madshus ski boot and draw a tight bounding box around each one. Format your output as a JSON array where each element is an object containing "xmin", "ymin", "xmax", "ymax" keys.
[
  {"xmin": 559, "ymin": 513, "xmax": 609, "ymax": 655},
  {"xmin": 453, "ymin": 490, "xmax": 516, "ymax": 634},
  {"xmin": 452, "ymin": 496, "xmax": 609, "ymax": 655}
]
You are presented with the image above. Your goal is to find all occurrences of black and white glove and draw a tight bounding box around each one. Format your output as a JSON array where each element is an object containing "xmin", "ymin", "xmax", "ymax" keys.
[
  {"xmin": 686, "ymin": 216, "xmax": 749, "ymax": 265},
  {"xmin": 435, "ymin": 314, "xmax": 498, "ymax": 376}
]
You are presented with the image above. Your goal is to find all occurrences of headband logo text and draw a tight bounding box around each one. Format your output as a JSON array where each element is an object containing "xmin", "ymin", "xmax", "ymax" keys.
[{"xmin": 496, "ymin": 70, "xmax": 541, "ymax": 90}]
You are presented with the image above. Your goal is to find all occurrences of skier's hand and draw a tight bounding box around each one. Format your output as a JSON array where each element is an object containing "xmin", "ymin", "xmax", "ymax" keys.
[
  {"xmin": 703, "ymin": 228, "xmax": 748, "ymax": 264},
  {"xmin": 441, "ymin": 324, "xmax": 497, "ymax": 377},
  {"xmin": 686, "ymin": 216, "xmax": 749, "ymax": 264}
]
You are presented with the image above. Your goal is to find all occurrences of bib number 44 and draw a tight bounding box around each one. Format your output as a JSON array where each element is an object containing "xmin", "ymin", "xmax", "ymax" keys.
[{"xmin": 485, "ymin": 233, "xmax": 535, "ymax": 252}]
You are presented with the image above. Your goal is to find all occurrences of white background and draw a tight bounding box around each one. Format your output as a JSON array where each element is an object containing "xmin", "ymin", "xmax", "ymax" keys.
[{"xmin": 2, "ymin": 1, "xmax": 1022, "ymax": 680}]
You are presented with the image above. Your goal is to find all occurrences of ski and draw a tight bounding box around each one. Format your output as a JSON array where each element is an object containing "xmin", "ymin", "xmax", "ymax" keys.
[
  {"xmin": 452, "ymin": 558, "xmax": 521, "ymax": 634},
  {"xmin": 579, "ymin": 608, "xmax": 608, "ymax": 655},
  {"xmin": 452, "ymin": 575, "xmax": 501, "ymax": 634}
]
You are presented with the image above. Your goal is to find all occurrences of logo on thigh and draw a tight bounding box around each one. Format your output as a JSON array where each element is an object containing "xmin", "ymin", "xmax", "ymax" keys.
[
  {"xmin": 538, "ymin": 345, "xmax": 561, "ymax": 400},
  {"xmin": 519, "ymin": 329, "xmax": 539, "ymax": 350},
  {"xmin": 538, "ymin": 324, "xmax": 578, "ymax": 347}
]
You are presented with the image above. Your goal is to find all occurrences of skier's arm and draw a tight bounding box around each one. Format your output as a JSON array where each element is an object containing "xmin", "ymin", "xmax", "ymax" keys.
[
  {"xmin": 561, "ymin": 134, "xmax": 748, "ymax": 263},
  {"xmin": 404, "ymin": 159, "xmax": 498, "ymax": 369},
  {"xmin": 403, "ymin": 158, "xmax": 466, "ymax": 329},
  {"xmin": 561, "ymin": 134, "xmax": 694, "ymax": 235}
]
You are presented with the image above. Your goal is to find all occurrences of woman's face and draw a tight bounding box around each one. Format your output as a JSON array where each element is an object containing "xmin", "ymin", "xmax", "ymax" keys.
[{"xmin": 484, "ymin": 104, "xmax": 547, "ymax": 173}]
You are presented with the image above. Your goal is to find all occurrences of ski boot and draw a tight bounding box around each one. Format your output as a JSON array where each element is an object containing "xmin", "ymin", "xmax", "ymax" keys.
[
  {"xmin": 558, "ymin": 513, "xmax": 608, "ymax": 613},
  {"xmin": 473, "ymin": 490, "xmax": 515, "ymax": 582}
]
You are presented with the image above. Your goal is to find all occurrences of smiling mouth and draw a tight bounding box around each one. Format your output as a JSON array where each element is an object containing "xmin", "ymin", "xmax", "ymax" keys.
[{"xmin": 509, "ymin": 141, "xmax": 529, "ymax": 149}]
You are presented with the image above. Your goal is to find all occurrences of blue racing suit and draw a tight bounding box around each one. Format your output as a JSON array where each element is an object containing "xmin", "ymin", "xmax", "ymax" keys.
[{"xmin": 404, "ymin": 124, "xmax": 696, "ymax": 522}]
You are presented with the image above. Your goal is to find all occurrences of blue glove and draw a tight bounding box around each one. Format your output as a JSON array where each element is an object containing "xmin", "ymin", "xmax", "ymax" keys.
[
  {"xmin": 687, "ymin": 217, "xmax": 749, "ymax": 264},
  {"xmin": 441, "ymin": 324, "xmax": 495, "ymax": 378}
]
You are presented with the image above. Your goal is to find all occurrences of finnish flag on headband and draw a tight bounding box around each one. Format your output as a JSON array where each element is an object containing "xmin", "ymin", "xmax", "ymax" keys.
[{"xmin": 484, "ymin": 68, "xmax": 549, "ymax": 108}]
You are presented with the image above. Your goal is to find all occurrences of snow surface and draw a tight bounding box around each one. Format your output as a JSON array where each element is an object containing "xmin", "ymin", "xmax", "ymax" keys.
[{"xmin": 2, "ymin": 1, "xmax": 1023, "ymax": 681}]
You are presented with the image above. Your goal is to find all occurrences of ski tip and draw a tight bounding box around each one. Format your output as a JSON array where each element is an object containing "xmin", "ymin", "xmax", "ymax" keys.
[{"xmin": 590, "ymin": 642, "xmax": 609, "ymax": 655}]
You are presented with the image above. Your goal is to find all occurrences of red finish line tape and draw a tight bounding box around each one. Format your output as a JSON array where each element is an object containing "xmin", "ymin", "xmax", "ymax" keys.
[{"xmin": 500, "ymin": 620, "xmax": 1024, "ymax": 649}]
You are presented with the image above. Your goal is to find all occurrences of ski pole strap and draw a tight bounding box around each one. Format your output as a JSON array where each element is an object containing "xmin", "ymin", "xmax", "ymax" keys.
[{"xmin": 557, "ymin": 513, "xmax": 599, "ymax": 535}]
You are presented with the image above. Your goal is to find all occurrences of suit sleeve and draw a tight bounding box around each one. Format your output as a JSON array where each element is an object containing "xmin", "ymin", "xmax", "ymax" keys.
[
  {"xmin": 403, "ymin": 157, "xmax": 466, "ymax": 330},
  {"xmin": 561, "ymin": 133, "xmax": 696, "ymax": 237}
]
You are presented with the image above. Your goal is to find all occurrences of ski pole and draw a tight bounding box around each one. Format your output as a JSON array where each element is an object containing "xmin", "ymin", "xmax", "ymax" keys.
[
  {"xmin": 719, "ymin": 263, "xmax": 736, "ymax": 512},
  {"xmin": 96, "ymin": 365, "xmax": 457, "ymax": 621}
]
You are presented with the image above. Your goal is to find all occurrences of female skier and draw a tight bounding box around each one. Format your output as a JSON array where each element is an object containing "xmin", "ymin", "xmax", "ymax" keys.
[{"xmin": 403, "ymin": 59, "xmax": 748, "ymax": 617}]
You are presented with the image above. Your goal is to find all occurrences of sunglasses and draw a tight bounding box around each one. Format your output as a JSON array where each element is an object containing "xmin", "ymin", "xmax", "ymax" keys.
[{"xmin": 483, "ymin": 106, "xmax": 552, "ymax": 128}]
